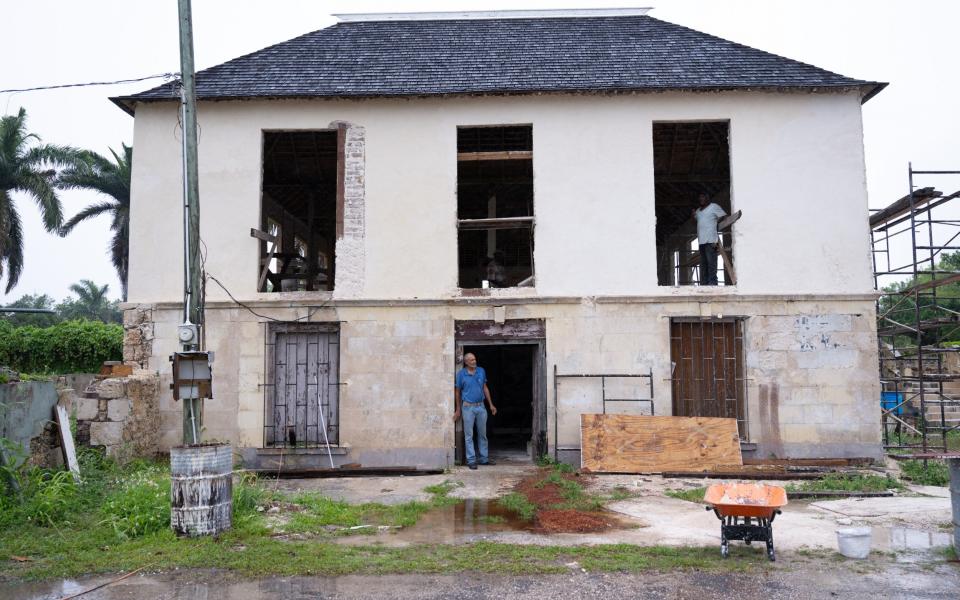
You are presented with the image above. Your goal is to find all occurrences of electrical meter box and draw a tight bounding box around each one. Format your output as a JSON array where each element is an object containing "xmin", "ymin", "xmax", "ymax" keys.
[{"xmin": 170, "ymin": 351, "xmax": 214, "ymax": 401}]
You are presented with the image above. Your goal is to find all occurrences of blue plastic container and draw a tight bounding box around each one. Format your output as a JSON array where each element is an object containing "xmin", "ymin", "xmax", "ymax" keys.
[{"xmin": 881, "ymin": 391, "xmax": 905, "ymax": 415}]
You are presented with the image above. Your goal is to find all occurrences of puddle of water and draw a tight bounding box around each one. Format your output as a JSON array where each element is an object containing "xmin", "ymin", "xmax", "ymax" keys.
[
  {"xmin": 337, "ymin": 498, "xmax": 531, "ymax": 545},
  {"xmin": 871, "ymin": 526, "xmax": 953, "ymax": 552},
  {"xmin": 0, "ymin": 577, "xmax": 90, "ymax": 600}
]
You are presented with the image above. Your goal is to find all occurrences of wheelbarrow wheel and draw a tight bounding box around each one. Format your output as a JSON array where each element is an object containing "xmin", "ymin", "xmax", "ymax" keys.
[{"xmin": 766, "ymin": 540, "xmax": 776, "ymax": 562}]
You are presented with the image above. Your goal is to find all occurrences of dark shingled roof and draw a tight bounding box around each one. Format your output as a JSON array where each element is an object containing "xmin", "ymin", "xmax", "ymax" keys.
[{"xmin": 113, "ymin": 15, "xmax": 885, "ymax": 113}]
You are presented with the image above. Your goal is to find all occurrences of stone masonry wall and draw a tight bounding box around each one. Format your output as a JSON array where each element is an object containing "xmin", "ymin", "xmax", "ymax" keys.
[
  {"xmin": 333, "ymin": 121, "xmax": 366, "ymax": 297},
  {"xmin": 123, "ymin": 305, "xmax": 155, "ymax": 369},
  {"xmin": 75, "ymin": 371, "xmax": 161, "ymax": 462}
]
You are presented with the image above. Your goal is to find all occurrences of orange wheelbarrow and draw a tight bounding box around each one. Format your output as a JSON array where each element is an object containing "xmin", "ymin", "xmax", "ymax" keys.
[{"xmin": 703, "ymin": 482, "xmax": 788, "ymax": 561}]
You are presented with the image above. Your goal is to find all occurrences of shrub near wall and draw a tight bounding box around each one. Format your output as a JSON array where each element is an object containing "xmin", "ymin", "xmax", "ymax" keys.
[{"xmin": 0, "ymin": 320, "xmax": 123, "ymax": 374}]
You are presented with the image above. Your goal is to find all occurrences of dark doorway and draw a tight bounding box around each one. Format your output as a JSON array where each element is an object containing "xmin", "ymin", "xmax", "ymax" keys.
[
  {"xmin": 454, "ymin": 319, "xmax": 546, "ymax": 465},
  {"xmin": 462, "ymin": 344, "xmax": 536, "ymax": 462}
]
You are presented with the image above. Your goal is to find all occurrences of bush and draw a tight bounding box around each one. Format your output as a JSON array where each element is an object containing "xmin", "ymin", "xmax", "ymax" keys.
[{"xmin": 0, "ymin": 319, "xmax": 122, "ymax": 373}]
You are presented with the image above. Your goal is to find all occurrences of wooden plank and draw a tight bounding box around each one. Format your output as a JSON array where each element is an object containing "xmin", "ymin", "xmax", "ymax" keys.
[
  {"xmin": 662, "ymin": 471, "xmax": 826, "ymax": 480},
  {"xmin": 786, "ymin": 490, "xmax": 894, "ymax": 499},
  {"xmin": 306, "ymin": 336, "xmax": 320, "ymax": 444},
  {"xmin": 580, "ymin": 414, "xmax": 742, "ymax": 473},
  {"xmin": 456, "ymin": 216, "xmax": 534, "ymax": 230},
  {"xmin": 275, "ymin": 333, "xmax": 289, "ymax": 445},
  {"xmin": 326, "ymin": 332, "xmax": 340, "ymax": 444},
  {"xmin": 54, "ymin": 405, "xmax": 80, "ymax": 483},
  {"xmin": 717, "ymin": 209, "xmax": 742, "ymax": 231},
  {"xmin": 457, "ymin": 150, "xmax": 532, "ymax": 162},
  {"xmin": 256, "ymin": 467, "xmax": 445, "ymax": 478},
  {"xmin": 295, "ymin": 333, "xmax": 308, "ymax": 446},
  {"xmin": 717, "ymin": 243, "xmax": 737, "ymax": 285},
  {"xmin": 455, "ymin": 319, "xmax": 545, "ymax": 340},
  {"xmin": 869, "ymin": 187, "xmax": 940, "ymax": 229},
  {"xmin": 743, "ymin": 458, "xmax": 873, "ymax": 467}
]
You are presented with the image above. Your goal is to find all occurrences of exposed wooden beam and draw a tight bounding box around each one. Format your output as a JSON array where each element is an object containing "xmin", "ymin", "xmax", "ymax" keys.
[
  {"xmin": 457, "ymin": 151, "xmax": 532, "ymax": 162},
  {"xmin": 457, "ymin": 216, "xmax": 534, "ymax": 230}
]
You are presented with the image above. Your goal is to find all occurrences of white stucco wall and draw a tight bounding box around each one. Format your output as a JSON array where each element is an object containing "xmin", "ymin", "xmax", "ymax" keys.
[{"xmin": 127, "ymin": 91, "xmax": 873, "ymax": 303}]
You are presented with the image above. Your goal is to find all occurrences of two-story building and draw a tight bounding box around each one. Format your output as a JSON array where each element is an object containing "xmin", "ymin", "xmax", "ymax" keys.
[{"xmin": 114, "ymin": 8, "xmax": 886, "ymax": 468}]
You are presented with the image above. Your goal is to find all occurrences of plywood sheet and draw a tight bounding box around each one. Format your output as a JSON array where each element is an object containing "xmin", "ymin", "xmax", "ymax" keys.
[{"xmin": 580, "ymin": 414, "xmax": 742, "ymax": 473}]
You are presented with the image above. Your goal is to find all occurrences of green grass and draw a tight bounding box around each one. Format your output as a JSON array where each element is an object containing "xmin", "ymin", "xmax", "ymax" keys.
[
  {"xmin": 0, "ymin": 536, "xmax": 756, "ymax": 581},
  {"xmin": 477, "ymin": 515, "xmax": 506, "ymax": 524},
  {"xmin": 785, "ymin": 473, "xmax": 903, "ymax": 494},
  {"xmin": 665, "ymin": 487, "xmax": 707, "ymax": 502},
  {"xmin": 496, "ymin": 492, "xmax": 537, "ymax": 521},
  {"xmin": 899, "ymin": 460, "xmax": 950, "ymax": 487},
  {"xmin": 0, "ymin": 456, "xmax": 768, "ymax": 582},
  {"xmin": 284, "ymin": 479, "xmax": 465, "ymax": 535}
]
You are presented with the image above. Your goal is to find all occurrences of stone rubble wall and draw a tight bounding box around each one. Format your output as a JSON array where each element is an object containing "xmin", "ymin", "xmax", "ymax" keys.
[{"xmin": 73, "ymin": 370, "xmax": 161, "ymax": 462}]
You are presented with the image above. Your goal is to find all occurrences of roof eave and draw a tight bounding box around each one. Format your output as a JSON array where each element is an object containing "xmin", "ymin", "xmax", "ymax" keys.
[
  {"xmin": 114, "ymin": 84, "xmax": 882, "ymax": 107},
  {"xmin": 860, "ymin": 81, "xmax": 888, "ymax": 104},
  {"xmin": 109, "ymin": 96, "xmax": 137, "ymax": 117}
]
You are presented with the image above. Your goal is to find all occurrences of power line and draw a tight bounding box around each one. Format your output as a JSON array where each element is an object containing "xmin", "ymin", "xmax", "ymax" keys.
[{"xmin": 0, "ymin": 72, "xmax": 179, "ymax": 94}]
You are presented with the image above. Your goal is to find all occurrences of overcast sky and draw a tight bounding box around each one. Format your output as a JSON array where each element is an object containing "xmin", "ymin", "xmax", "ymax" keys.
[{"xmin": 1, "ymin": 0, "xmax": 957, "ymax": 302}]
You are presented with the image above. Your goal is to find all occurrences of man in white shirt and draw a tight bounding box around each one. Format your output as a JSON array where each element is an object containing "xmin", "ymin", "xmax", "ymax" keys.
[{"xmin": 693, "ymin": 193, "xmax": 727, "ymax": 286}]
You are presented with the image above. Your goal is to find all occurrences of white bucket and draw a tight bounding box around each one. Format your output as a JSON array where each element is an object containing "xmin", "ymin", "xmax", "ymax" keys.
[{"xmin": 836, "ymin": 527, "xmax": 872, "ymax": 559}]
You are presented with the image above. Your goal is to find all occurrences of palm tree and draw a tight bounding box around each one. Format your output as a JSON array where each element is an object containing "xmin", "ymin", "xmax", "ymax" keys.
[
  {"xmin": 0, "ymin": 108, "xmax": 84, "ymax": 293},
  {"xmin": 57, "ymin": 144, "xmax": 132, "ymax": 300},
  {"xmin": 59, "ymin": 279, "xmax": 119, "ymax": 323}
]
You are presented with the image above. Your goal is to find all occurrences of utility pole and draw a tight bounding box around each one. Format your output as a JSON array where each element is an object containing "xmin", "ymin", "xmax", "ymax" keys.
[{"xmin": 178, "ymin": 0, "xmax": 203, "ymax": 445}]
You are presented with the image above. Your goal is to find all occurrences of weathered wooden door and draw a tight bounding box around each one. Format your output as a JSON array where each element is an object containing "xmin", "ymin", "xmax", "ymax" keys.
[
  {"xmin": 670, "ymin": 319, "xmax": 746, "ymax": 437},
  {"xmin": 266, "ymin": 323, "xmax": 339, "ymax": 447}
]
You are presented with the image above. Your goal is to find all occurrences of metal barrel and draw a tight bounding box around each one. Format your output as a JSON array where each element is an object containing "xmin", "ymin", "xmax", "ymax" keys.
[
  {"xmin": 950, "ymin": 458, "xmax": 960, "ymax": 552},
  {"xmin": 170, "ymin": 443, "xmax": 233, "ymax": 536}
]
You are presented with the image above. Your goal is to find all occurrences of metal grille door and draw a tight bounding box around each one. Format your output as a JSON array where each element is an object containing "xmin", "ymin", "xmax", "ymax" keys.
[
  {"xmin": 670, "ymin": 319, "xmax": 747, "ymax": 437},
  {"xmin": 264, "ymin": 323, "xmax": 339, "ymax": 447}
]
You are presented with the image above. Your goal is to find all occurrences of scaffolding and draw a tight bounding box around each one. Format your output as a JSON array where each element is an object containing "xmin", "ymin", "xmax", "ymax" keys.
[{"xmin": 872, "ymin": 164, "xmax": 960, "ymax": 456}]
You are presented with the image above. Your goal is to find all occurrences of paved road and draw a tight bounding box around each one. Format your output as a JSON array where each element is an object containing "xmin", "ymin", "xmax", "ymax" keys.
[{"xmin": 6, "ymin": 563, "xmax": 960, "ymax": 600}]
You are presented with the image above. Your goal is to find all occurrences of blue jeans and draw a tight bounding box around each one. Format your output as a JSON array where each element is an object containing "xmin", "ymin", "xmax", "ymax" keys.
[
  {"xmin": 699, "ymin": 243, "xmax": 719, "ymax": 285},
  {"xmin": 462, "ymin": 403, "xmax": 489, "ymax": 465}
]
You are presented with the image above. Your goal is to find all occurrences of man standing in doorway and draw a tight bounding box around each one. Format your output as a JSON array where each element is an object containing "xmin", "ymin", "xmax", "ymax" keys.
[
  {"xmin": 453, "ymin": 353, "xmax": 498, "ymax": 469},
  {"xmin": 693, "ymin": 192, "xmax": 727, "ymax": 286}
]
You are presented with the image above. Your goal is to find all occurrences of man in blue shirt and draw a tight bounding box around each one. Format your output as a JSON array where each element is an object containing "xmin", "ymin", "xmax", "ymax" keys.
[{"xmin": 454, "ymin": 352, "xmax": 498, "ymax": 469}]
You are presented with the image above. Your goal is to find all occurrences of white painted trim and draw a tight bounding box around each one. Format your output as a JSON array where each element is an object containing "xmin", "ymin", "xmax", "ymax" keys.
[{"xmin": 334, "ymin": 8, "xmax": 652, "ymax": 22}]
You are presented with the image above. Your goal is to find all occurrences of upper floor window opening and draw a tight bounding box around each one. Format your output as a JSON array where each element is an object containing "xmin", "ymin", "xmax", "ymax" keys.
[
  {"xmin": 457, "ymin": 125, "xmax": 535, "ymax": 289},
  {"xmin": 259, "ymin": 131, "xmax": 338, "ymax": 292},
  {"xmin": 653, "ymin": 121, "xmax": 735, "ymax": 287}
]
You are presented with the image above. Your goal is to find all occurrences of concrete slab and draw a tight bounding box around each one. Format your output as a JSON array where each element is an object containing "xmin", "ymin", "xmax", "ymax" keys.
[
  {"xmin": 810, "ymin": 497, "xmax": 951, "ymax": 523},
  {"xmin": 270, "ymin": 464, "xmax": 534, "ymax": 505},
  {"xmin": 907, "ymin": 485, "xmax": 951, "ymax": 498}
]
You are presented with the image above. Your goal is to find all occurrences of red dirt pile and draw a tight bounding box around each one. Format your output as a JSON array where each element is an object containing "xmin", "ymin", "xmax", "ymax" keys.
[{"xmin": 512, "ymin": 467, "xmax": 619, "ymax": 534}]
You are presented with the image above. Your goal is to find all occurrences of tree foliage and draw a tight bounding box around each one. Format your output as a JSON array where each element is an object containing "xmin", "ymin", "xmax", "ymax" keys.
[
  {"xmin": 879, "ymin": 251, "xmax": 960, "ymax": 345},
  {"xmin": 57, "ymin": 279, "xmax": 120, "ymax": 323},
  {"xmin": 0, "ymin": 293, "xmax": 59, "ymax": 327},
  {"xmin": 1, "ymin": 280, "xmax": 120, "ymax": 326},
  {"xmin": 0, "ymin": 108, "xmax": 85, "ymax": 293},
  {"xmin": 57, "ymin": 145, "xmax": 132, "ymax": 300}
]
